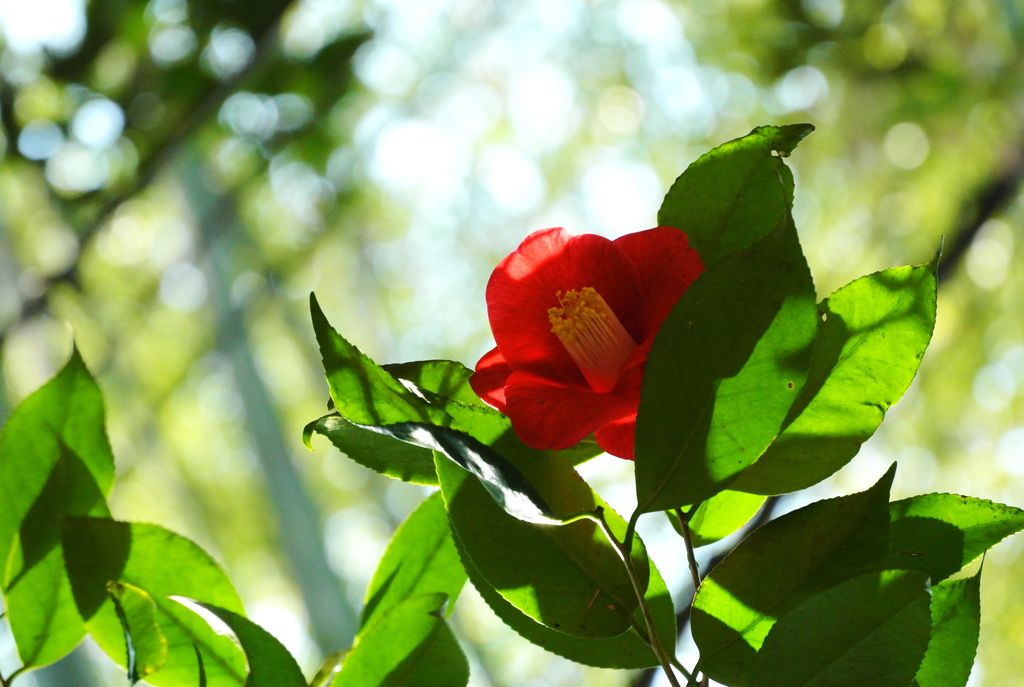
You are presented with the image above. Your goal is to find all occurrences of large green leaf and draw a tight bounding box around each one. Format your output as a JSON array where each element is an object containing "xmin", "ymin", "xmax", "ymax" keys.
[
  {"xmin": 62, "ymin": 518, "xmax": 247, "ymax": 687},
  {"xmin": 174, "ymin": 600, "xmax": 306, "ymax": 687},
  {"xmin": 670, "ymin": 491, "xmax": 767, "ymax": 549},
  {"xmin": 913, "ymin": 570, "xmax": 982, "ymax": 687},
  {"xmin": 108, "ymin": 582, "xmax": 168, "ymax": 683},
  {"xmin": 635, "ymin": 214, "xmax": 817, "ymax": 512},
  {"xmin": 731, "ymin": 259, "xmax": 938, "ymax": 495},
  {"xmin": 455, "ymin": 527, "xmax": 676, "ymax": 669},
  {"xmin": 0, "ymin": 350, "xmax": 115, "ymax": 671},
  {"xmin": 886, "ymin": 494, "xmax": 1024, "ymax": 581},
  {"xmin": 691, "ymin": 466, "xmax": 895, "ymax": 686},
  {"xmin": 360, "ymin": 491, "xmax": 466, "ymax": 630},
  {"xmin": 658, "ymin": 123, "xmax": 813, "ymax": 268},
  {"xmin": 335, "ymin": 593, "xmax": 467, "ymax": 687},
  {"xmin": 436, "ymin": 450, "xmax": 647, "ymax": 638},
  {"xmin": 749, "ymin": 570, "xmax": 931, "ymax": 687}
]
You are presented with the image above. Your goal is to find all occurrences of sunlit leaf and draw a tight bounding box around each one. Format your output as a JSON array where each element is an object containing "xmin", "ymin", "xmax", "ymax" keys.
[
  {"xmin": 360, "ymin": 491, "xmax": 466, "ymax": 629},
  {"xmin": 108, "ymin": 582, "xmax": 168, "ymax": 683},
  {"xmin": 913, "ymin": 569, "xmax": 982, "ymax": 687},
  {"xmin": 174, "ymin": 599, "xmax": 306, "ymax": 687},
  {"xmin": 692, "ymin": 466, "xmax": 895, "ymax": 686},
  {"xmin": 886, "ymin": 494, "xmax": 1024, "ymax": 581},
  {"xmin": 309, "ymin": 650, "xmax": 345, "ymax": 687},
  {"xmin": 63, "ymin": 518, "xmax": 247, "ymax": 687},
  {"xmin": 658, "ymin": 123, "xmax": 813, "ymax": 268},
  {"xmin": 749, "ymin": 569, "xmax": 931, "ymax": 687},
  {"xmin": 670, "ymin": 491, "xmax": 767, "ymax": 548},
  {"xmin": 0, "ymin": 349, "xmax": 114, "ymax": 671},
  {"xmin": 731, "ymin": 258, "xmax": 939, "ymax": 495},
  {"xmin": 436, "ymin": 450, "xmax": 647, "ymax": 638},
  {"xmin": 635, "ymin": 214, "xmax": 817, "ymax": 512},
  {"xmin": 334, "ymin": 593, "xmax": 467, "ymax": 687}
]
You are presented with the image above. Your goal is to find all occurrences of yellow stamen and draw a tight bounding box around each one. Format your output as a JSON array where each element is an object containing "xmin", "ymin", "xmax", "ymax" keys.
[{"xmin": 548, "ymin": 287, "xmax": 638, "ymax": 392}]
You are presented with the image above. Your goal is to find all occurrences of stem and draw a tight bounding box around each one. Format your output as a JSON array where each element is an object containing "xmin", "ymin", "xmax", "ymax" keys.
[
  {"xmin": 592, "ymin": 508, "xmax": 682, "ymax": 687},
  {"xmin": 673, "ymin": 508, "xmax": 703, "ymax": 595}
]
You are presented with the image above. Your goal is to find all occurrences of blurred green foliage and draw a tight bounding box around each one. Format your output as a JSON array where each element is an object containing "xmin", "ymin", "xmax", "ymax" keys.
[{"xmin": 1, "ymin": 0, "xmax": 1023, "ymax": 685}]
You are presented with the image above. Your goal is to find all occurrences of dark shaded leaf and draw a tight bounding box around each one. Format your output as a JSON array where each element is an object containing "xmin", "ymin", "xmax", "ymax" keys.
[
  {"xmin": 749, "ymin": 570, "xmax": 931, "ymax": 687},
  {"xmin": 692, "ymin": 466, "xmax": 895, "ymax": 686}
]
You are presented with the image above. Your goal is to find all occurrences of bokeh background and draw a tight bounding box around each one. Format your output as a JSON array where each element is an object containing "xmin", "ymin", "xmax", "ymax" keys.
[{"xmin": 0, "ymin": 0, "xmax": 1022, "ymax": 685}]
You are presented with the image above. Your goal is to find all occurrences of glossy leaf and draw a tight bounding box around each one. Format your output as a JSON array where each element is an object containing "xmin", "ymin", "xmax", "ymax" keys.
[
  {"xmin": 63, "ymin": 518, "xmax": 247, "ymax": 687},
  {"xmin": 692, "ymin": 466, "xmax": 895, "ymax": 686},
  {"xmin": 383, "ymin": 360, "xmax": 486, "ymax": 408},
  {"xmin": 0, "ymin": 349, "xmax": 115, "ymax": 671},
  {"xmin": 635, "ymin": 214, "xmax": 817, "ymax": 512},
  {"xmin": 436, "ymin": 450, "xmax": 647, "ymax": 638},
  {"xmin": 731, "ymin": 259, "xmax": 938, "ymax": 495},
  {"xmin": 913, "ymin": 570, "xmax": 982, "ymax": 687},
  {"xmin": 671, "ymin": 491, "xmax": 767, "ymax": 548},
  {"xmin": 658, "ymin": 123, "xmax": 813, "ymax": 268},
  {"xmin": 108, "ymin": 582, "xmax": 168, "ymax": 683},
  {"xmin": 360, "ymin": 491, "xmax": 466, "ymax": 629},
  {"xmin": 456, "ymin": 529, "xmax": 676, "ymax": 669},
  {"xmin": 309, "ymin": 650, "xmax": 345, "ymax": 687},
  {"xmin": 887, "ymin": 493, "xmax": 1024, "ymax": 581},
  {"xmin": 749, "ymin": 570, "xmax": 931, "ymax": 687},
  {"xmin": 174, "ymin": 599, "xmax": 306, "ymax": 687},
  {"xmin": 334, "ymin": 593, "xmax": 467, "ymax": 687}
]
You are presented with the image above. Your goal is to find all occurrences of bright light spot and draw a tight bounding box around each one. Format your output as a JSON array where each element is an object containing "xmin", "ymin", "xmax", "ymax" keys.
[
  {"xmin": 356, "ymin": 42, "xmax": 421, "ymax": 98},
  {"xmin": 97, "ymin": 215, "xmax": 155, "ymax": 266},
  {"xmin": 884, "ymin": 122, "xmax": 930, "ymax": 170},
  {"xmin": 580, "ymin": 159, "xmax": 662, "ymax": 236},
  {"xmin": 270, "ymin": 159, "xmax": 332, "ymax": 224},
  {"xmin": 150, "ymin": 25, "xmax": 197, "ymax": 66},
  {"xmin": 0, "ymin": 0, "xmax": 85, "ymax": 53},
  {"xmin": 966, "ymin": 219, "xmax": 1013, "ymax": 291},
  {"xmin": 159, "ymin": 262, "xmax": 208, "ymax": 313},
  {"xmin": 45, "ymin": 142, "xmax": 110, "ymax": 193},
  {"xmin": 597, "ymin": 86, "xmax": 645, "ymax": 136},
  {"xmin": 863, "ymin": 22, "xmax": 907, "ymax": 70},
  {"xmin": 508, "ymin": 65, "xmax": 580, "ymax": 152},
  {"xmin": 802, "ymin": 0, "xmax": 844, "ymax": 28},
  {"xmin": 773, "ymin": 66, "xmax": 829, "ymax": 112},
  {"xmin": 273, "ymin": 93, "xmax": 313, "ymax": 132},
  {"xmin": 479, "ymin": 145, "xmax": 546, "ymax": 214},
  {"xmin": 972, "ymin": 362, "xmax": 1016, "ymax": 412},
  {"xmin": 616, "ymin": 0, "xmax": 682, "ymax": 46},
  {"xmin": 17, "ymin": 120, "xmax": 64, "ymax": 160},
  {"xmin": 369, "ymin": 118, "xmax": 469, "ymax": 197},
  {"xmin": 995, "ymin": 427, "xmax": 1024, "ymax": 476},
  {"xmin": 203, "ymin": 26, "xmax": 255, "ymax": 79},
  {"xmin": 71, "ymin": 98, "xmax": 125, "ymax": 148},
  {"xmin": 220, "ymin": 92, "xmax": 278, "ymax": 139},
  {"xmin": 148, "ymin": 0, "xmax": 188, "ymax": 24}
]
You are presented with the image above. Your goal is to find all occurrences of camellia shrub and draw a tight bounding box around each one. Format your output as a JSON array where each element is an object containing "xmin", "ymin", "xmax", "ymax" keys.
[{"xmin": 2, "ymin": 125, "xmax": 1023, "ymax": 687}]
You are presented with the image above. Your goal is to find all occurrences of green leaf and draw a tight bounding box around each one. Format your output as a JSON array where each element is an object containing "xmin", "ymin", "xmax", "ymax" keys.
[
  {"xmin": 108, "ymin": 582, "xmax": 169, "ymax": 683},
  {"xmin": 360, "ymin": 491, "xmax": 467, "ymax": 629},
  {"xmin": 658, "ymin": 123, "xmax": 812, "ymax": 268},
  {"xmin": 334, "ymin": 593, "xmax": 467, "ymax": 687},
  {"xmin": 913, "ymin": 570, "xmax": 982, "ymax": 687},
  {"xmin": 749, "ymin": 569, "xmax": 932, "ymax": 687},
  {"xmin": 436, "ymin": 450, "xmax": 647, "ymax": 638},
  {"xmin": 692, "ymin": 465, "xmax": 895, "ymax": 686},
  {"xmin": 62, "ymin": 518, "xmax": 247, "ymax": 687},
  {"xmin": 0, "ymin": 348, "xmax": 116, "ymax": 671},
  {"xmin": 174, "ymin": 599, "xmax": 306, "ymax": 687},
  {"xmin": 671, "ymin": 491, "xmax": 767, "ymax": 548},
  {"xmin": 731, "ymin": 258, "xmax": 939, "ymax": 495},
  {"xmin": 635, "ymin": 213, "xmax": 817, "ymax": 512},
  {"xmin": 456, "ymin": 528, "xmax": 676, "ymax": 669},
  {"xmin": 304, "ymin": 412, "xmax": 440, "ymax": 486},
  {"xmin": 383, "ymin": 360, "xmax": 486, "ymax": 408},
  {"xmin": 0, "ymin": 347, "xmax": 115, "ymax": 560},
  {"xmin": 309, "ymin": 650, "xmax": 345, "ymax": 687},
  {"xmin": 886, "ymin": 494, "xmax": 1024, "ymax": 581}
]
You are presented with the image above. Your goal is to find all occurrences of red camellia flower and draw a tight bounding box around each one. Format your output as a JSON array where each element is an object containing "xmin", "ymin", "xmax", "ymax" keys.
[{"xmin": 470, "ymin": 226, "xmax": 704, "ymax": 460}]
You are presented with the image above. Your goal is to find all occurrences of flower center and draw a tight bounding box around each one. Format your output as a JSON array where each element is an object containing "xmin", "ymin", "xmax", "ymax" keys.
[{"xmin": 548, "ymin": 287, "xmax": 638, "ymax": 392}]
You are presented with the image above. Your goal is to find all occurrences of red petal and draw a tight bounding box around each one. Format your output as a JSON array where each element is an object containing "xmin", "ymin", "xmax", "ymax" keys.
[
  {"xmin": 502, "ymin": 369, "xmax": 637, "ymax": 451},
  {"xmin": 594, "ymin": 415, "xmax": 637, "ymax": 461},
  {"xmin": 486, "ymin": 228, "xmax": 643, "ymax": 384},
  {"xmin": 470, "ymin": 347, "xmax": 513, "ymax": 410},
  {"xmin": 613, "ymin": 226, "xmax": 704, "ymax": 342}
]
